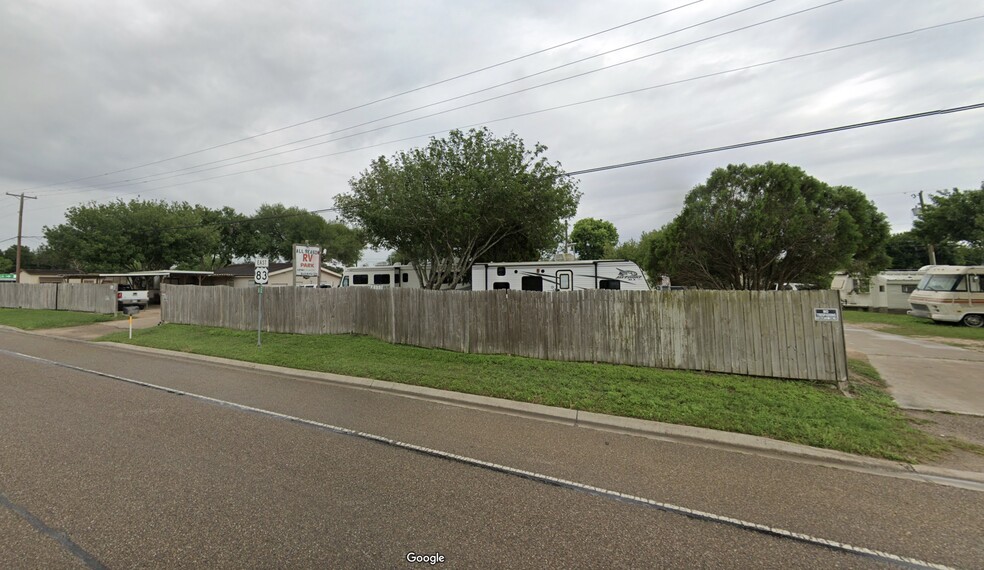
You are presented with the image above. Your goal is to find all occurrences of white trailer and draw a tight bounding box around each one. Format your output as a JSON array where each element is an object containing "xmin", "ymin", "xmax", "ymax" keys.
[
  {"xmin": 340, "ymin": 264, "xmax": 425, "ymax": 288},
  {"xmin": 471, "ymin": 260, "xmax": 650, "ymax": 291},
  {"xmin": 831, "ymin": 270, "xmax": 923, "ymax": 313}
]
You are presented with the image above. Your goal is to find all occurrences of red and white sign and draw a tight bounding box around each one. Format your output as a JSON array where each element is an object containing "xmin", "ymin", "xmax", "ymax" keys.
[{"xmin": 294, "ymin": 245, "xmax": 321, "ymax": 278}]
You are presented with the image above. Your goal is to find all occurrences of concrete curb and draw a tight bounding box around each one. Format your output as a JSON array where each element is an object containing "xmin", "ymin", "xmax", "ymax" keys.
[
  {"xmin": 4, "ymin": 325, "xmax": 983, "ymax": 489},
  {"xmin": 91, "ymin": 339, "xmax": 984, "ymax": 488}
]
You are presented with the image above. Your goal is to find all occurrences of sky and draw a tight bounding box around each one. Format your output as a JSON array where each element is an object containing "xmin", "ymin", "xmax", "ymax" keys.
[{"xmin": 1, "ymin": 0, "xmax": 982, "ymax": 266}]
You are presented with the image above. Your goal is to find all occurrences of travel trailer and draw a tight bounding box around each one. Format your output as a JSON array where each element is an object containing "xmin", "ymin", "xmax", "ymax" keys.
[
  {"xmin": 471, "ymin": 260, "xmax": 651, "ymax": 291},
  {"xmin": 830, "ymin": 270, "xmax": 924, "ymax": 313},
  {"xmin": 341, "ymin": 264, "xmax": 425, "ymax": 288},
  {"xmin": 907, "ymin": 265, "xmax": 984, "ymax": 327}
]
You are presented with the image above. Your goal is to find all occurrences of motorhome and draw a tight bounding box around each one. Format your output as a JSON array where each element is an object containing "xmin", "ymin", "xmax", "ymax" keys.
[
  {"xmin": 831, "ymin": 270, "xmax": 924, "ymax": 313},
  {"xmin": 471, "ymin": 260, "xmax": 651, "ymax": 291},
  {"xmin": 907, "ymin": 265, "xmax": 984, "ymax": 327}
]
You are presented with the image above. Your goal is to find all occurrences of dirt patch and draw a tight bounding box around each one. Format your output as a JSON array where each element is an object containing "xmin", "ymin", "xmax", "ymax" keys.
[
  {"xmin": 906, "ymin": 410, "xmax": 984, "ymax": 473},
  {"xmin": 911, "ymin": 336, "xmax": 984, "ymax": 353}
]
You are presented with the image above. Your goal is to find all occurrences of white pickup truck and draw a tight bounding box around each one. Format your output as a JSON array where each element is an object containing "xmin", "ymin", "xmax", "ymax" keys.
[{"xmin": 116, "ymin": 284, "xmax": 150, "ymax": 310}]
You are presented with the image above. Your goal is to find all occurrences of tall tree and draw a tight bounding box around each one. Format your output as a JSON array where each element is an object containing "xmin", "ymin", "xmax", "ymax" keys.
[
  {"xmin": 612, "ymin": 230, "xmax": 658, "ymax": 281},
  {"xmin": 43, "ymin": 200, "xmax": 222, "ymax": 272},
  {"xmin": 337, "ymin": 128, "xmax": 580, "ymax": 289},
  {"xmin": 885, "ymin": 231, "xmax": 968, "ymax": 269},
  {"xmin": 655, "ymin": 163, "xmax": 890, "ymax": 290},
  {"xmin": 569, "ymin": 218, "xmax": 619, "ymax": 260},
  {"xmin": 913, "ymin": 186, "xmax": 984, "ymax": 251},
  {"xmin": 236, "ymin": 204, "xmax": 363, "ymax": 266}
]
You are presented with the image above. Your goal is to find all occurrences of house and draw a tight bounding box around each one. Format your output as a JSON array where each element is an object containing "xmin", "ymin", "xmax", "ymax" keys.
[
  {"xmin": 16, "ymin": 268, "xmax": 72, "ymax": 284},
  {"xmin": 208, "ymin": 263, "xmax": 342, "ymax": 288}
]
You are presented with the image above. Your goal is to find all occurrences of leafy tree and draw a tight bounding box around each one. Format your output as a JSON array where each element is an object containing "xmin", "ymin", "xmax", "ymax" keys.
[
  {"xmin": 570, "ymin": 218, "xmax": 619, "ymax": 259},
  {"xmin": 236, "ymin": 204, "xmax": 363, "ymax": 266},
  {"xmin": 885, "ymin": 231, "xmax": 968, "ymax": 269},
  {"xmin": 1, "ymin": 245, "xmax": 34, "ymax": 271},
  {"xmin": 43, "ymin": 199, "xmax": 223, "ymax": 272},
  {"xmin": 337, "ymin": 128, "xmax": 580, "ymax": 289},
  {"xmin": 612, "ymin": 230, "xmax": 658, "ymax": 281},
  {"xmin": 655, "ymin": 163, "xmax": 891, "ymax": 290},
  {"xmin": 913, "ymin": 186, "xmax": 984, "ymax": 250},
  {"xmin": 0, "ymin": 255, "xmax": 12, "ymax": 273}
]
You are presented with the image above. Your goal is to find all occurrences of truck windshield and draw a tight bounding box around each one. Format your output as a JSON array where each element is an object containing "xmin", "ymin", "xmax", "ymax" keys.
[{"xmin": 917, "ymin": 274, "xmax": 964, "ymax": 292}]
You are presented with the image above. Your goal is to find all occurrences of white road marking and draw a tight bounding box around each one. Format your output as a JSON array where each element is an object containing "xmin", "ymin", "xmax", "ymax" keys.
[{"xmin": 1, "ymin": 348, "xmax": 958, "ymax": 570}]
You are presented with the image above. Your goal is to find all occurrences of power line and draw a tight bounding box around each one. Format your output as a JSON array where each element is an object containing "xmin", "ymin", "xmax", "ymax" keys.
[
  {"xmin": 35, "ymin": 0, "xmax": 791, "ymax": 197},
  {"xmin": 16, "ymin": 1, "xmax": 704, "ymax": 194},
  {"xmin": 564, "ymin": 103, "xmax": 984, "ymax": 176},
  {"xmin": 26, "ymin": 103, "xmax": 984, "ymax": 239},
  {"xmin": 36, "ymin": 15, "xmax": 979, "ymax": 203}
]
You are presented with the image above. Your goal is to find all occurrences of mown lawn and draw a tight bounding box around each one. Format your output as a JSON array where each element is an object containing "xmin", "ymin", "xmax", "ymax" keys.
[
  {"xmin": 842, "ymin": 309, "xmax": 984, "ymax": 340},
  {"xmin": 101, "ymin": 324, "xmax": 949, "ymax": 462},
  {"xmin": 0, "ymin": 308, "xmax": 119, "ymax": 330}
]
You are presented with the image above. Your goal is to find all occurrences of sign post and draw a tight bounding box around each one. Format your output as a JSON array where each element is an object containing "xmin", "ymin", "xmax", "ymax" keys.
[{"xmin": 254, "ymin": 258, "xmax": 269, "ymax": 347}]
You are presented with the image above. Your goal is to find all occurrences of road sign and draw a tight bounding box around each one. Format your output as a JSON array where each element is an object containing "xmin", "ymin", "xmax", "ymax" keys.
[
  {"xmin": 255, "ymin": 257, "xmax": 269, "ymax": 268},
  {"xmin": 254, "ymin": 267, "xmax": 269, "ymax": 285},
  {"xmin": 0, "ymin": 273, "xmax": 15, "ymax": 282}
]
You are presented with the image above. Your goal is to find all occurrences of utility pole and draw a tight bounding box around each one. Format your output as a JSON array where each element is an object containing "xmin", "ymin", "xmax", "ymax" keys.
[
  {"xmin": 916, "ymin": 191, "xmax": 937, "ymax": 265},
  {"xmin": 5, "ymin": 192, "xmax": 38, "ymax": 283}
]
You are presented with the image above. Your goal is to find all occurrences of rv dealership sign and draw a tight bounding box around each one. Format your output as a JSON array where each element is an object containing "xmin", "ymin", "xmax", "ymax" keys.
[{"xmin": 294, "ymin": 244, "xmax": 321, "ymax": 278}]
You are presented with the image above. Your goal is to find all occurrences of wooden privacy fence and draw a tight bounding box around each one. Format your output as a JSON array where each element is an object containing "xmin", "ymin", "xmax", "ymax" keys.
[
  {"xmin": 0, "ymin": 283, "xmax": 117, "ymax": 314},
  {"xmin": 162, "ymin": 284, "xmax": 848, "ymax": 383}
]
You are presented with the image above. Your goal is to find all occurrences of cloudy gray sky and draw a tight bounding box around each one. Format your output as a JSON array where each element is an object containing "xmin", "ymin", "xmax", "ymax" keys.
[{"xmin": 2, "ymin": 0, "xmax": 982, "ymax": 264}]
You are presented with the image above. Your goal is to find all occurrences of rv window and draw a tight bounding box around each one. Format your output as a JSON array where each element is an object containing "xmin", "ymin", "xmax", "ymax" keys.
[
  {"xmin": 901, "ymin": 284, "xmax": 916, "ymax": 294},
  {"xmin": 493, "ymin": 282, "xmax": 510, "ymax": 290},
  {"xmin": 971, "ymin": 275, "xmax": 983, "ymax": 292},
  {"xmin": 497, "ymin": 267, "xmax": 506, "ymax": 276},
  {"xmin": 341, "ymin": 276, "xmax": 349, "ymax": 287},
  {"xmin": 599, "ymin": 279, "xmax": 621, "ymax": 290},
  {"xmin": 879, "ymin": 285, "xmax": 885, "ymax": 292},
  {"xmin": 374, "ymin": 274, "xmax": 391, "ymax": 285},
  {"xmin": 521, "ymin": 276, "xmax": 543, "ymax": 291},
  {"xmin": 402, "ymin": 273, "xmax": 409, "ymax": 283},
  {"xmin": 352, "ymin": 274, "xmax": 369, "ymax": 285},
  {"xmin": 918, "ymin": 275, "xmax": 964, "ymax": 292}
]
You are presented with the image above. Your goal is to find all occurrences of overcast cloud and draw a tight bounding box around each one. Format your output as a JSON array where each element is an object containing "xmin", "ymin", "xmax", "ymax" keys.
[{"xmin": 2, "ymin": 0, "xmax": 982, "ymax": 264}]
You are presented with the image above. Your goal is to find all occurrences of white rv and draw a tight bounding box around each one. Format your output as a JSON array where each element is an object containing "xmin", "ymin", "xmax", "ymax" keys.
[
  {"xmin": 831, "ymin": 270, "xmax": 924, "ymax": 313},
  {"xmin": 471, "ymin": 260, "xmax": 651, "ymax": 291},
  {"xmin": 341, "ymin": 264, "xmax": 424, "ymax": 288},
  {"xmin": 907, "ymin": 265, "xmax": 984, "ymax": 327}
]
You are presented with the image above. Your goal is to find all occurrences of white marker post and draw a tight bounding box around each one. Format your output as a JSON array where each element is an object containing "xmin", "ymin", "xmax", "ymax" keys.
[
  {"xmin": 254, "ymin": 258, "xmax": 269, "ymax": 347},
  {"xmin": 128, "ymin": 315, "xmax": 133, "ymax": 339}
]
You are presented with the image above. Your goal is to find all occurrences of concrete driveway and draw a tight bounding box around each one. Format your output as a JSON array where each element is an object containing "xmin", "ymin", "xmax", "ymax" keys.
[
  {"xmin": 41, "ymin": 306, "xmax": 162, "ymax": 341},
  {"xmin": 844, "ymin": 326, "xmax": 984, "ymax": 416}
]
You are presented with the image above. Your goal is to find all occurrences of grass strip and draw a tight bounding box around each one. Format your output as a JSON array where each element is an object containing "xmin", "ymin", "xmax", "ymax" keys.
[
  {"xmin": 842, "ymin": 309, "xmax": 984, "ymax": 340},
  {"xmin": 101, "ymin": 324, "xmax": 948, "ymax": 462},
  {"xmin": 0, "ymin": 308, "xmax": 120, "ymax": 330}
]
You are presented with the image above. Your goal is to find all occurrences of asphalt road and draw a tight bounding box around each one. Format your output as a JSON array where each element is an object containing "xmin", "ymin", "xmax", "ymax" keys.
[{"xmin": 1, "ymin": 329, "xmax": 982, "ymax": 568}]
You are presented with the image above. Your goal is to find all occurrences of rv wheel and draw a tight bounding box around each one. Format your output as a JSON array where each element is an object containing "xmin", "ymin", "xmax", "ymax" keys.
[{"xmin": 962, "ymin": 314, "xmax": 984, "ymax": 328}]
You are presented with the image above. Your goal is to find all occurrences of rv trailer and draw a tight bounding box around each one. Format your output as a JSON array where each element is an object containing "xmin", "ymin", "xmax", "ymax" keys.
[
  {"xmin": 907, "ymin": 265, "xmax": 984, "ymax": 327},
  {"xmin": 831, "ymin": 270, "xmax": 924, "ymax": 313},
  {"xmin": 471, "ymin": 260, "xmax": 651, "ymax": 291}
]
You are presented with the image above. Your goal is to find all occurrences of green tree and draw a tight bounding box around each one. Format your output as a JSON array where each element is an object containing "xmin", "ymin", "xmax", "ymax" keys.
[
  {"xmin": 655, "ymin": 163, "xmax": 891, "ymax": 290},
  {"xmin": 913, "ymin": 186, "xmax": 984, "ymax": 250},
  {"xmin": 337, "ymin": 128, "xmax": 580, "ymax": 289},
  {"xmin": 237, "ymin": 204, "xmax": 363, "ymax": 266},
  {"xmin": 612, "ymin": 230, "xmax": 658, "ymax": 281},
  {"xmin": 885, "ymin": 231, "xmax": 968, "ymax": 269},
  {"xmin": 43, "ymin": 199, "xmax": 223, "ymax": 272},
  {"xmin": 0, "ymin": 255, "xmax": 12, "ymax": 273},
  {"xmin": 569, "ymin": 218, "xmax": 619, "ymax": 260}
]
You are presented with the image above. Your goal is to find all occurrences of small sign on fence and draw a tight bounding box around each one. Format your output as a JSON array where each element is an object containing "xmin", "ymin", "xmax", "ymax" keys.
[
  {"xmin": 0, "ymin": 273, "xmax": 15, "ymax": 282},
  {"xmin": 814, "ymin": 308, "xmax": 840, "ymax": 321}
]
